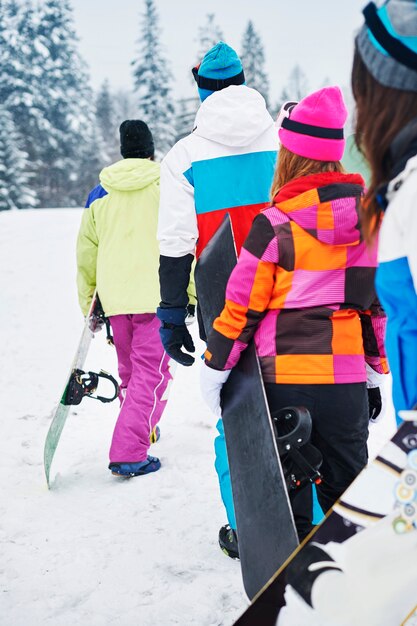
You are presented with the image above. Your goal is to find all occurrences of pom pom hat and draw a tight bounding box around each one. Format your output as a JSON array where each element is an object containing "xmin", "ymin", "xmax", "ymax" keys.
[
  {"xmin": 278, "ymin": 86, "xmax": 348, "ymax": 162},
  {"xmin": 192, "ymin": 41, "xmax": 245, "ymax": 102}
]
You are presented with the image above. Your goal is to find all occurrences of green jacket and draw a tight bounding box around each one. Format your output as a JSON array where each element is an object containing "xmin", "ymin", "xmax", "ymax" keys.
[{"xmin": 77, "ymin": 158, "xmax": 163, "ymax": 317}]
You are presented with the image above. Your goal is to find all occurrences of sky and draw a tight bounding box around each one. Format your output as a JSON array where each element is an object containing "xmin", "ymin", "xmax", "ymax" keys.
[{"xmin": 71, "ymin": 0, "xmax": 368, "ymax": 104}]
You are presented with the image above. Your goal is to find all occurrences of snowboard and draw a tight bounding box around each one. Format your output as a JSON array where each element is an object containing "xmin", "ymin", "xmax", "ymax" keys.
[
  {"xmin": 195, "ymin": 215, "xmax": 299, "ymax": 600},
  {"xmin": 44, "ymin": 293, "xmax": 119, "ymax": 488},
  {"xmin": 233, "ymin": 414, "xmax": 417, "ymax": 625}
]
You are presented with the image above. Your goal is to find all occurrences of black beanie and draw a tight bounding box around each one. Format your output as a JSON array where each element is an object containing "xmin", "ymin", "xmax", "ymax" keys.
[{"xmin": 119, "ymin": 120, "xmax": 154, "ymax": 159}]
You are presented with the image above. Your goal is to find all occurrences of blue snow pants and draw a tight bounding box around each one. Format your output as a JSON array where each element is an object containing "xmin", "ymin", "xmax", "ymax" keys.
[
  {"xmin": 215, "ymin": 418, "xmax": 323, "ymax": 532},
  {"xmin": 214, "ymin": 418, "xmax": 236, "ymax": 530}
]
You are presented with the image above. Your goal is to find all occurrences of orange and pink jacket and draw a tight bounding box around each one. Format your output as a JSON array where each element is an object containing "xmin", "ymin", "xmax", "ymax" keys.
[{"xmin": 205, "ymin": 171, "xmax": 389, "ymax": 385}]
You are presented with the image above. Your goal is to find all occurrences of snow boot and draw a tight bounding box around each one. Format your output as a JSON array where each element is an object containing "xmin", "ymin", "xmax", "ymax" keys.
[
  {"xmin": 150, "ymin": 425, "xmax": 160, "ymax": 444},
  {"xmin": 109, "ymin": 455, "xmax": 161, "ymax": 477},
  {"xmin": 219, "ymin": 524, "xmax": 239, "ymax": 560}
]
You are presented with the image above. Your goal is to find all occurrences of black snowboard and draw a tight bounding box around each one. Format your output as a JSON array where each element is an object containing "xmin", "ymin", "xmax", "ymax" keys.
[{"xmin": 195, "ymin": 215, "xmax": 298, "ymax": 600}]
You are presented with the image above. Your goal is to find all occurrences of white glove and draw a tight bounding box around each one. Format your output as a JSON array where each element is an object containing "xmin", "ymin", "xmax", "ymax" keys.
[
  {"xmin": 200, "ymin": 362, "xmax": 231, "ymax": 417},
  {"xmin": 365, "ymin": 363, "xmax": 386, "ymax": 389}
]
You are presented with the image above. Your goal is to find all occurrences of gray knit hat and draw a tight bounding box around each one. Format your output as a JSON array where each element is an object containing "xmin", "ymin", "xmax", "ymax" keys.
[{"xmin": 357, "ymin": 0, "xmax": 417, "ymax": 92}]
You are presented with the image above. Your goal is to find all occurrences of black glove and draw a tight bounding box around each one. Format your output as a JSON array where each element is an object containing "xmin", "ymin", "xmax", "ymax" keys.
[
  {"xmin": 156, "ymin": 307, "xmax": 195, "ymax": 366},
  {"xmin": 88, "ymin": 313, "xmax": 105, "ymax": 333},
  {"xmin": 368, "ymin": 387, "xmax": 382, "ymax": 422},
  {"xmin": 185, "ymin": 303, "xmax": 196, "ymax": 326}
]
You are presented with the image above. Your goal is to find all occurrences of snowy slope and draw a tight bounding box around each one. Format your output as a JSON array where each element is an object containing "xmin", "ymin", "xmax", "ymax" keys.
[
  {"xmin": 0, "ymin": 209, "xmax": 247, "ymax": 626},
  {"xmin": 0, "ymin": 209, "xmax": 396, "ymax": 626}
]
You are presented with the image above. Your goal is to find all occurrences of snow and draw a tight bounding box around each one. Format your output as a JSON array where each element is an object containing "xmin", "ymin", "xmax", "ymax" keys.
[
  {"xmin": 0, "ymin": 209, "xmax": 397, "ymax": 626},
  {"xmin": 0, "ymin": 209, "xmax": 247, "ymax": 626}
]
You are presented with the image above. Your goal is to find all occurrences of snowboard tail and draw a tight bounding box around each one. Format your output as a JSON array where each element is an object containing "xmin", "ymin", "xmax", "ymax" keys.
[
  {"xmin": 44, "ymin": 293, "xmax": 118, "ymax": 488},
  {"xmin": 195, "ymin": 215, "xmax": 298, "ymax": 599}
]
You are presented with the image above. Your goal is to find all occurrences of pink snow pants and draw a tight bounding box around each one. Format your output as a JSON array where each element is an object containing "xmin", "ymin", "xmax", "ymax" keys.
[{"xmin": 108, "ymin": 313, "xmax": 172, "ymax": 463}]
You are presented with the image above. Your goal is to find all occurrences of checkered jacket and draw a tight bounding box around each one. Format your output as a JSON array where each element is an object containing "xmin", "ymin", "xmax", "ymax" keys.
[{"xmin": 205, "ymin": 171, "xmax": 388, "ymax": 384}]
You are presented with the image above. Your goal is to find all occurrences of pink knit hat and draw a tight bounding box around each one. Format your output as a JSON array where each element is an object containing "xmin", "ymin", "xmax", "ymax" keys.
[{"xmin": 278, "ymin": 86, "xmax": 348, "ymax": 162}]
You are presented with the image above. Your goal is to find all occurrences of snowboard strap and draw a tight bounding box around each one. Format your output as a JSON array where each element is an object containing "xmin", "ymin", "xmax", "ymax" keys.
[
  {"xmin": 282, "ymin": 444, "xmax": 323, "ymax": 490},
  {"xmin": 104, "ymin": 318, "xmax": 114, "ymax": 346},
  {"xmin": 64, "ymin": 369, "xmax": 119, "ymax": 406},
  {"xmin": 92, "ymin": 295, "xmax": 114, "ymax": 346},
  {"xmin": 191, "ymin": 65, "xmax": 245, "ymax": 91},
  {"xmin": 272, "ymin": 406, "xmax": 323, "ymax": 491}
]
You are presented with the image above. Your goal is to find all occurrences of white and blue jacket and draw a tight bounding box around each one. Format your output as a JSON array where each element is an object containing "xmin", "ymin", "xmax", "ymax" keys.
[
  {"xmin": 157, "ymin": 85, "xmax": 278, "ymax": 310},
  {"xmin": 376, "ymin": 153, "xmax": 417, "ymax": 420}
]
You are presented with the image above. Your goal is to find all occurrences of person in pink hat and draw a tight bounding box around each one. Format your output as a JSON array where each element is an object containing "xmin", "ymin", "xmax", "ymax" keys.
[{"xmin": 200, "ymin": 86, "xmax": 389, "ymax": 539}]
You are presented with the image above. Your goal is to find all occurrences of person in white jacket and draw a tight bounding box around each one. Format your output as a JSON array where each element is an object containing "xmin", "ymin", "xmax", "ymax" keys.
[
  {"xmin": 351, "ymin": 0, "xmax": 417, "ymax": 422},
  {"xmin": 156, "ymin": 41, "xmax": 278, "ymax": 558}
]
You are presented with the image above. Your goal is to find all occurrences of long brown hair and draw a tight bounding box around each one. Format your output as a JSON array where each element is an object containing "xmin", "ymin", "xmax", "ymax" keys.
[
  {"xmin": 351, "ymin": 46, "xmax": 417, "ymax": 240},
  {"xmin": 270, "ymin": 145, "xmax": 344, "ymax": 201}
]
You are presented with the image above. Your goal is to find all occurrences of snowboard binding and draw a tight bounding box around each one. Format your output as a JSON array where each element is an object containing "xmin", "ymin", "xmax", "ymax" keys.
[
  {"xmin": 64, "ymin": 369, "xmax": 119, "ymax": 406},
  {"xmin": 272, "ymin": 406, "xmax": 323, "ymax": 491},
  {"xmin": 90, "ymin": 296, "xmax": 114, "ymax": 346}
]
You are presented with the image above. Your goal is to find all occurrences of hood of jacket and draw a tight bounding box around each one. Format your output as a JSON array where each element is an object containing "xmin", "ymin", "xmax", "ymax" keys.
[
  {"xmin": 100, "ymin": 158, "xmax": 160, "ymax": 192},
  {"xmin": 274, "ymin": 172, "xmax": 365, "ymax": 246},
  {"xmin": 193, "ymin": 85, "xmax": 274, "ymax": 147}
]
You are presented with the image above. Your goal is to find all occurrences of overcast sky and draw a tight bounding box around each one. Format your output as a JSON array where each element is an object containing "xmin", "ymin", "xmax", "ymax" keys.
[{"xmin": 71, "ymin": 0, "xmax": 367, "ymax": 103}]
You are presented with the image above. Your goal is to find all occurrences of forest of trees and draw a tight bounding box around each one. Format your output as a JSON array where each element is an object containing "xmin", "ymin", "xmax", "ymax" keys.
[{"xmin": 0, "ymin": 0, "xmax": 318, "ymax": 210}]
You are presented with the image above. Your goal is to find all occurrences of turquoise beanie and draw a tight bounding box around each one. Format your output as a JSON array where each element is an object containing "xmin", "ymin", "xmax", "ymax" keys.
[
  {"xmin": 357, "ymin": 0, "xmax": 417, "ymax": 92},
  {"xmin": 193, "ymin": 41, "xmax": 245, "ymax": 102}
]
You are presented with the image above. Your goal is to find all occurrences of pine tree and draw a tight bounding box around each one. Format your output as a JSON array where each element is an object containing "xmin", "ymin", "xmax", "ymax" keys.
[
  {"xmin": 35, "ymin": 0, "xmax": 104, "ymax": 206},
  {"xmin": 196, "ymin": 13, "xmax": 224, "ymax": 61},
  {"xmin": 0, "ymin": 106, "xmax": 37, "ymax": 211},
  {"xmin": 96, "ymin": 79, "xmax": 119, "ymax": 163},
  {"xmin": 0, "ymin": 0, "xmax": 40, "ymax": 207},
  {"xmin": 175, "ymin": 97, "xmax": 199, "ymax": 142},
  {"xmin": 0, "ymin": 0, "xmax": 17, "ymax": 150},
  {"xmin": 77, "ymin": 119, "xmax": 108, "ymax": 203},
  {"xmin": 14, "ymin": 2, "xmax": 54, "ymax": 163},
  {"xmin": 114, "ymin": 89, "xmax": 138, "ymax": 123},
  {"xmin": 132, "ymin": 0, "xmax": 175, "ymax": 159},
  {"xmin": 274, "ymin": 65, "xmax": 310, "ymax": 115},
  {"xmin": 287, "ymin": 65, "xmax": 309, "ymax": 101},
  {"xmin": 240, "ymin": 20, "xmax": 269, "ymax": 108},
  {"xmin": 35, "ymin": 0, "xmax": 82, "ymax": 205}
]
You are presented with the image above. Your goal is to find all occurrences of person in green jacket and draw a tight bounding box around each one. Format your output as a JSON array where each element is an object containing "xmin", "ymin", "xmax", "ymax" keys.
[{"xmin": 77, "ymin": 120, "xmax": 176, "ymax": 477}]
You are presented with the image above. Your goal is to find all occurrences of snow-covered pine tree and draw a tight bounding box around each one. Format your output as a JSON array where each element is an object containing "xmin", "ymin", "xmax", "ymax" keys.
[
  {"xmin": 287, "ymin": 64, "xmax": 309, "ymax": 101},
  {"xmin": 240, "ymin": 20, "xmax": 270, "ymax": 108},
  {"xmin": 132, "ymin": 0, "xmax": 175, "ymax": 159},
  {"xmin": 114, "ymin": 89, "xmax": 138, "ymax": 123},
  {"xmin": 0, "ymin": 0, "xmax": 45, "ymax": 178},
  {"xmin": 175, "ymin": 97, "xmax": 199, "ymax": 142},
  {"xmin": 0, "ymin": 0, "xmax": 41, "ymax": 207},
  {"xmin": 196, "ymin": 13, "xmax": 224, "ymax": 61},
  {"xmin": 76, "ymin": 118, "xmax": 108, "ymax": 204},
  {"xmin": 96, "ymin": 79, "xmax": 119, "ymax": 163},
  {"xmin": 183, "ymin": 13, "xmax": 223, "ymax": 105},
  {"xmin": 35, "ymin": 0, "xmax": 103, "ymax": 207},
  {"xmin": 321, "ymin": 76, "xmax": 332, "ymax": 88},
  {"xmin": 0, "ymin": 0, "xmax": 23, "ymax": 111},
  {"xmin": 274, "ymin": 64, "xmax": 310, "ymax": 117},
  {"xmin": 0, "ymin": 105, "xmax": 37, "ymax": 211}
]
